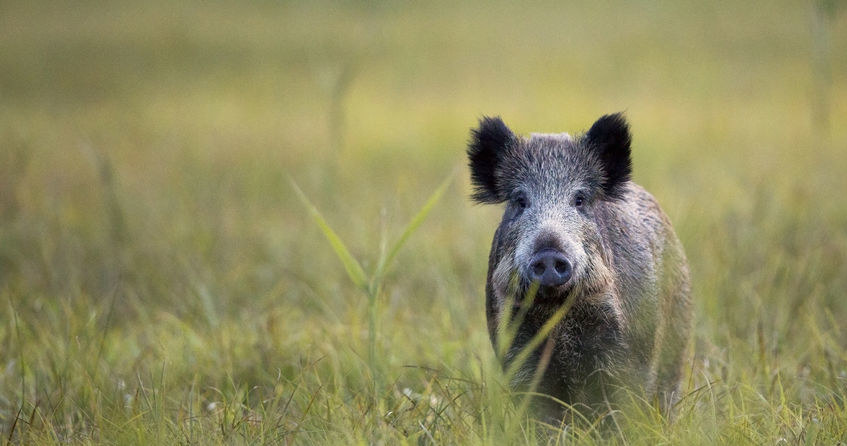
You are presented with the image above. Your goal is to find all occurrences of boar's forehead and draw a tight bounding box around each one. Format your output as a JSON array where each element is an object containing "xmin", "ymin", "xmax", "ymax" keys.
[{"xmin": 498, "ymin": 135, "xmax": 603, "ymax": 196}]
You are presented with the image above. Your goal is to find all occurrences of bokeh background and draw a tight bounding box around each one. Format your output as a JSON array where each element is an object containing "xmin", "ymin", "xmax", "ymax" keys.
[{"xmin": 1, "ymin": 1, "xmax": 846, "ymax": 444}]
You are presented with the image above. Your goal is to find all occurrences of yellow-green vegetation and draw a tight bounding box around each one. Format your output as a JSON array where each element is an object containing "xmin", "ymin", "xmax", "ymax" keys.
[{"xmin": 2, "ymin": 1, "xmax": 847, "ymax": 444}]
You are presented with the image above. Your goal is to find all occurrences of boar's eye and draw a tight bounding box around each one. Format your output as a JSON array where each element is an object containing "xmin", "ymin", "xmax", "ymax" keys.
[
  {"xmin": 515, "ymin": 194, "xmax": 528, "ymax": 209},
  {"xmin": 573, "ymin": 191, "xmax": 587, "ymax": 209},
  {"xmin": 510, "ymin": 191, "xmax": 529, "ymax": 217}
]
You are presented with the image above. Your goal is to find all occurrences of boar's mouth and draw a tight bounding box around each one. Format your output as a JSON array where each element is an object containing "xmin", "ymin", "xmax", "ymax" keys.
[{"xmin": 515, "ymin": 276, "xmax": 575, "ymax": 306}]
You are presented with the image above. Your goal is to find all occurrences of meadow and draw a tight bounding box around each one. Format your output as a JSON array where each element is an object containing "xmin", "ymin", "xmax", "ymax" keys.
[{"xmin": 1, "ymin": 0, "xmax": 847, "ymax": 444}]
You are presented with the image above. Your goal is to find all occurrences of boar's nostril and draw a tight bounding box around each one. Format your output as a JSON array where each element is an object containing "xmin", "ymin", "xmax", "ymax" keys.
[
  {"xmin": 554, "ymin": 259, "xmax": 569, "ymax": 275},
  {"xmin": 532, "ymin": 262, "xmax": 546, "ymax": 277},
  {"xmin": 528, "ymin": 250, "xmax": 573, "ymax": 287}
]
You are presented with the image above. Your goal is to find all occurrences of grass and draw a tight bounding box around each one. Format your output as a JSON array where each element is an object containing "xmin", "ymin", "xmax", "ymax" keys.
[{"xmin": 1, "ymin": 0, "xmax": 847, "ymax": 444}]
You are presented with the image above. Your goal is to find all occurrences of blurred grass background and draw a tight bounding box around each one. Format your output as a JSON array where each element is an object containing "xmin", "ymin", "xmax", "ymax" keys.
[{"xmin": 1, "ymin": 0, "xmax": 847, "ymax": 444}]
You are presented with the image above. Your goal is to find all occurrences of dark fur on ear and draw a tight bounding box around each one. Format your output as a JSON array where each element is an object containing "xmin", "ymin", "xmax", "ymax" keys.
[
  {"xmin": 467, "ymin": 116, "xmax": 514, "ymax": 204},
  {"xmin": 585, "ymin": 113, "xmax": 632, "ymax": 200}
]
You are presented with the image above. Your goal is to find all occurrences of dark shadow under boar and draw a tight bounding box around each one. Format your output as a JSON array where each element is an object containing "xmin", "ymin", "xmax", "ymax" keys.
[{"xmin": 467, "ymin": 113, "xmax": 692, "ymax": 420}]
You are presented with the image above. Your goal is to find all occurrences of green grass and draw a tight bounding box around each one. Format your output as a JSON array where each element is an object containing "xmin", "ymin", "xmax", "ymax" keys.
[{"xmin": 2, "ymin": 0, "xmax": 847, "ymax": 443}]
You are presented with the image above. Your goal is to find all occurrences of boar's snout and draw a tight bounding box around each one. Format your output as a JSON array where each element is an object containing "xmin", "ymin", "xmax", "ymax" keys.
[{"xmin": 527, "ymin": 249, "xmax": 573, "ymax": 288}]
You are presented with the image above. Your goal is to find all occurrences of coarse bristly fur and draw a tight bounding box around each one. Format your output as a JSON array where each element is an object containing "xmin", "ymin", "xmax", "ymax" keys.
[{"xmin": 467, "ymin": 112, "xmax": 692, "ymax": 422}]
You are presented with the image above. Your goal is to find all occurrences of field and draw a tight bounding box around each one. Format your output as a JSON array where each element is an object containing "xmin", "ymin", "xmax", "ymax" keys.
[{"xmin": 2, "ymin": 0, "xmax": 847, "ymax": 444}]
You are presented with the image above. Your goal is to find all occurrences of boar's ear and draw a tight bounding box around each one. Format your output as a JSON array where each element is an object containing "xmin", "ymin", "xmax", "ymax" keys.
[
  {"xmin": 467, "ymin": 116, "xmax": 514, "ymax": 204},
  {"xmin": 586, "ymin": 113, "xmax": 632, "ymax": 200}
]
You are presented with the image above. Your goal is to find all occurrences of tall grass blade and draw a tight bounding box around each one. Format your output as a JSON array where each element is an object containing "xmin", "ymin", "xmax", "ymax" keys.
[
  {"xmin": 505, "ymin": 297, "xmax": 576, "ymax": 384},
  {"xmin": 290, "ymin": 178, "xmax": 368, "ymax": 291},
  {"xmin": 374, "ymin": 170, "xmax": 455, "ymax": 280},
  {"xmin": 496, "ymin": 277, "xmax": 539, "ymax": 359}
]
